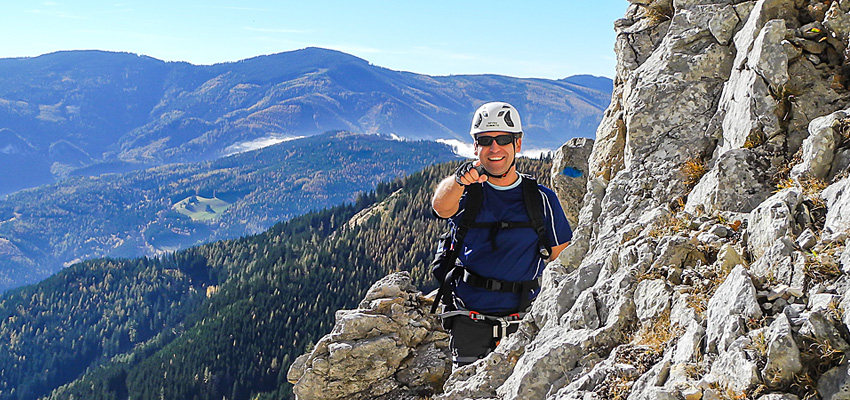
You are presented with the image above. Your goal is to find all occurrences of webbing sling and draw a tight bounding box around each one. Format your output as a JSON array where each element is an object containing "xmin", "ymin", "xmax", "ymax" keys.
[{"xmin": 430, "ymin": 176, "xmax": 553, "ymax": 313}]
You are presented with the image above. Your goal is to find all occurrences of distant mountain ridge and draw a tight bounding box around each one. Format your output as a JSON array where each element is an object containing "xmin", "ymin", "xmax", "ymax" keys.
[{"xmin": 0, "ymin": 48, "xmax": 611, "ymax": 195}]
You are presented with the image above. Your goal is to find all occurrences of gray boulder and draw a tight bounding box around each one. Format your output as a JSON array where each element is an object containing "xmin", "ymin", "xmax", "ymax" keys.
[
  {"xmin": 819, "ymin": 361, "xmax": 850, "ymax": 400},
  {"xmin": 761, "ymin": 314, "xmax": 803, "ymax": 388},
  {"xmin": 823, "ymin": 178, "xmax": 850, "ymax": 241},
  {"xmin": 747, "ymin": 188, "xmax": 802, "ymax": 260},
  {"xmin": 705, "ymin": 265, "xmax": 762, "ymax": 353},
  {"xmin": 685, "ymin": 148, "xmax": 775, "ymax": 214},
  {"xmin": 552, "ymin": 138, "xmax": 595, "ymax": 229},
  {"xmin": 791, "ymin": 110, "xmax": 845, "ymax": 181}
]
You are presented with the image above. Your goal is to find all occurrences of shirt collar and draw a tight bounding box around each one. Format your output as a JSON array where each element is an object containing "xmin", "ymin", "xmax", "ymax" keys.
[{"xmin": 486, "ymin": 174, "xmax": 522, "ymax": 191}]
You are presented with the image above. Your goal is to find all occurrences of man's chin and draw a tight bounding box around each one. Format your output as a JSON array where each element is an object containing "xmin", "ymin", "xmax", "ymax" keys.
[{"xmin": 483, "ymin": 165, "xmax": 509, "ymax": 177}]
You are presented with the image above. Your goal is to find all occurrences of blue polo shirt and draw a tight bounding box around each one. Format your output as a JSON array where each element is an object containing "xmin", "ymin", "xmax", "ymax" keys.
[{"xmin": 447, "ymin": 176, "xmax": 572, "ymax": 313}]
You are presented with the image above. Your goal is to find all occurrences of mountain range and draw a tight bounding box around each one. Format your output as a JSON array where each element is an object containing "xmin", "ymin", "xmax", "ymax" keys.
[{"xmin": 0, "ymin": 47, "xmax": 611, "ymax": 196}]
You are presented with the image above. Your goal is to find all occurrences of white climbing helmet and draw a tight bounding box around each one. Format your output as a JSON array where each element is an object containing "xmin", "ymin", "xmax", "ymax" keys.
[{"xmin": 469, "ymin": 102, "xmax": 523, "ymax": 138}]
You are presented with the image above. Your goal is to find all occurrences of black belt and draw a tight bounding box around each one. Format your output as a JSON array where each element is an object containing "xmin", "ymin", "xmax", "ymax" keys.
[{"xmin": 462, "ymin": 270, "xmax": 539, "ymax": 294}]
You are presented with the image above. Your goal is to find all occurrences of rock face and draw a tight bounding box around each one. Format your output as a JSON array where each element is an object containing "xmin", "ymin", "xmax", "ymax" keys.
[
  {"xmin": 291, "ymin": 0, "xmax": 850, "ymax": 399},
  {"xmin": 287, "ymin": 272, "xmax": 451, "ymax": 399}
]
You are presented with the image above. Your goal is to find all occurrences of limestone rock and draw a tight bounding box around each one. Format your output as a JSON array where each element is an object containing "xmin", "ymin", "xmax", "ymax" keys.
[
  {"xmin": 709, "ymin": 5, "xmax": 741, "ymax": 46},
  {"xmin": 825, "ymin": 0, "xmax": 850, "ymax": 42},
  {"xmin": 673, "ymin": 319, "xmax": 706, "ymax": 365},
  {"xmin": 831, "ymin": 148, "xmax": 850, "ymax": 181},
  {"xmin": 749, "ymin": 19, "xmax": 790, "ymax": 89},
  {"xmin": 705, "ymin": 265, "xmax": 762, "ymax": 353},
  {"xmin": 634, "ymin": 279, "xmax": 672, "ymax": 322},
  {"xmin": 705, "ymin": 336, "xmax": 761, "ymax": 392},
  {"xmin": 712, "ymin": 0, "xmax": 796, "ymax": 157},
  {"xmin": 797, "ymin": 228, "xmax": 817, "ymax": 250},
  {"xmin": 749, "ymin": 236, "xmax": 806, "ymax": 289},
  {"xmin": 819, "ymin": 361, "xmax": 850, "ymax": 400},
  {"xmin": 685, "ymin": 148, "xmax": 775, "ymax": 214},
  {"xmin": 791, "ymin": 110, "xmax": 844, "ymax": 181},
  {"xmin": 800, "ymin": 311, "xmax": 850, "ymax": 353},
  {"xmin": 757, "ymin": 394, "xmax": 800, "ymax": 400},
  {"xmin": 552, "ymin": 138, "xmax": 595, "ymax": 229},
  {"xmin": 761, "ymin": 314, "xmax": 803, "ymax": 388},
  {"xmin": 841, "ymin": 240, "xmax": 850, "ymax": 273},
  {"xmin": 823, "ymin": 178, "xmax": 850, "ymax": 240},
  {"xmin": 747, "ymin": 188, "xmax": 802, "ymax": 260},
  {"xmin": 289, "ymin": 272, "xmax": 451, "ymax": 400}
]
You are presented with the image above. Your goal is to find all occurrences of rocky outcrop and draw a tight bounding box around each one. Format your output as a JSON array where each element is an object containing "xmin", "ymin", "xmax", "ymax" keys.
[
  {"xmin": 291, "ymin": 0, "xmax": 850, "ymax": 399},
  {"xmin": 287, "ymin": 272, "xmax": 451, "ymax": 400},
  {"xmin": 551, "ymin": 137, "xmax": 595, "ymax": 228}
]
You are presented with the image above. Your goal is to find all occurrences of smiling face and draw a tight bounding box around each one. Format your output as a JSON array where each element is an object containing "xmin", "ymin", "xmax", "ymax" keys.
[{"xmin": 474, "ymin": 131, "xmax": 522, "ymax": 184}]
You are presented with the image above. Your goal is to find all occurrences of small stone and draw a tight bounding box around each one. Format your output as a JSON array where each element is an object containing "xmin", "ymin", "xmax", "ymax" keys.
[
  {"xmin": 783, "ymin": 304, "xmax": 807, "ymax": 324},
  {"xmin": 806, "ymin": 53, "xmax": 822, "ymax": 65},
  {"xmin": 703, "ymin": 388, "xmax": 720, "ymax": 400},
  {"xmin": 683, "ymin": 386, "xmax": 703, "ymax": 400},
  {"xmin": 697, "ymin": 232, "xmax": 721, "ymax": 244},
  {"xmin": 796, "ymin": 228, "xmax": 817, "ymax": 251},
  {"xmin": 771, "ymin": 298, "xmax": 789, "ymax": 315},
  {"xmin": 790, "ymin": 37, "xmax": 827, "ymax": 54},
  {"xmin": 762, "ymin": 302, "xmax": 773, "ymax": 310},
  {"xmin": 786, "ymin": 287, "xmax": 805, "ymax": 298},
  {"xmin": 800, "ymin": 22, "xmax": 826, "ymax": 40},
  {"xmin": 768, "ymin": 284, "xmax": 789, "ymax": 301},
  {"xmin": 809, "ymin": 293, "xmax": 841, "ymax": 311},
  {"xmin": 708, "ymin": 224, "xmax": 729, "ymax": 238},
  {"xmin": 783, "ymin": 40, "xmax": 803, "ymax": 60}
]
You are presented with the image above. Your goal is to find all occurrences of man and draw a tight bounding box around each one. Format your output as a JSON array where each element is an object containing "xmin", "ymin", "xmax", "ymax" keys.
[{"xmin": 431, "ymin": 101, "xmax": 572, "ymax": 365}]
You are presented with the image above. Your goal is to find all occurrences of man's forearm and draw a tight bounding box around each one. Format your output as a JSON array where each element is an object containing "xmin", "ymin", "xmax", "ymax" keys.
[{"xmin": 432, "ymin": 176, "xmax": 464, "ymax": 218}]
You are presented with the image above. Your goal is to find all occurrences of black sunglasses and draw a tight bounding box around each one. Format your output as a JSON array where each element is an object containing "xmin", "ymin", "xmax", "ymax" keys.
[{"xmin": 475, "ymin": 134, "xmax": 516, "ymax": 147}]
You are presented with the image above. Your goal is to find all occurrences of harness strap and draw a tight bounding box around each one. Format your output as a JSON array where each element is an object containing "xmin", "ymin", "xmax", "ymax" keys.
[
  {"xmin": 462, "ymin": 269, "xmax": 540, "ymax": 294},
  {"xmin": 520, "ymin": 177, "xmax": 552, "ymax": 260},
  {"xmin": 439, "ymin": 309, "xmax": 524, "ymax": 343},
  {"xmin": 438, "ymin": 310, "xmax": 525, "ymax": 325}
]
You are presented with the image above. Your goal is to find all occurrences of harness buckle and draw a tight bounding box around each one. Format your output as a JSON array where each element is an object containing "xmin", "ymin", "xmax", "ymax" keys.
[
  {"xmin": 485, "ymin": 279, "xmax": 502, "ymax": 291},
  {"xmin": 469, "ymin": 311, "xmax": 485, "ymax": 321}
]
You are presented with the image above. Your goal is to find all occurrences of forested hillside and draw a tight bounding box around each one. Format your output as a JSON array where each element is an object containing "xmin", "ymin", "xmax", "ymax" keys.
[
  {"xmin": 0, "ymin": 158, "xmax": 552, "ymax": 400},
  {"xmin": 0, "ymin": 131, "xmax": 458, "ymax": 292}
]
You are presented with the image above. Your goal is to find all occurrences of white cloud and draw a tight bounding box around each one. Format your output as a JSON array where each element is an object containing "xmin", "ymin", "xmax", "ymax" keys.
[
  {"xmin": 436, "ymin": 139, "xmax": 475, "ymax": 159},
  {"xmin": 223, "ymin": 135, "xmax": 304, "ymax": 156}
]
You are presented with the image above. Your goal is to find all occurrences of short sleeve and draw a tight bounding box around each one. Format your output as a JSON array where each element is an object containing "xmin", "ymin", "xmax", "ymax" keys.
[{"xmin": 540, "ymin": 186, "xmax": 572, "ymax": 246}]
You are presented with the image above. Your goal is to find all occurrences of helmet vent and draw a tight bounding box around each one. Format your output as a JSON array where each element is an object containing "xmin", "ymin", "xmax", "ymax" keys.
[
  {"xmin": 474, "ymin": 114, "xmax": 483, "ymax": 129},
  {"xmin": 503, "ymin": 110, "xmax": 514, "ymax": 127}
]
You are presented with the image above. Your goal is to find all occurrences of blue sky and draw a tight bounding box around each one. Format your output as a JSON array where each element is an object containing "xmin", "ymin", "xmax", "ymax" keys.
[{"xmin": 1, "ymin": 1, "xmax": 629, "ymax": 79}]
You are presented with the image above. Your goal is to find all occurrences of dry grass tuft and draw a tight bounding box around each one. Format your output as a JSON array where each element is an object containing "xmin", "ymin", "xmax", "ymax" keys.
[
  {"xmin": 681, "ymin": 156, "xmax": 708, "ymax": 188},
  {"xmin": 640, "ymin": 3, "xmax": 673, "ymax": 25},
  {"xmin": 686, "ymin": 263, "xmax": 734, "ymax": 318},
  {"xmin": 837, "ymin": 117, "xmax": 850, "ymax": 139},
  {"xmin": 647, "ymin": 212, "xmax": 692, "ymax": 238},
  {"xmin": 789, "ymin": 336, "xmax": 846, "ymax": 399},
  {"xmin": 743, "ymin": 131, "xmax": 767, "ymax": 149},
  {"xmin": 803, "ymin": 243, "xmax": 843, "ymax": 285},
  {"xmin": 631, "ymin": 310, "xmax": 684, "ymax": 352}
]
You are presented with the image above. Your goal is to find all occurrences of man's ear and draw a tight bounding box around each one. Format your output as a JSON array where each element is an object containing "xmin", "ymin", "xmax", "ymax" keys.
[
  {"xmin": 473, "ymin": 143, "xmax": 480, "ymax": 157},
  {"xmin": 515, "ymin": 137, "xmax": 522, "ymax": 153}
]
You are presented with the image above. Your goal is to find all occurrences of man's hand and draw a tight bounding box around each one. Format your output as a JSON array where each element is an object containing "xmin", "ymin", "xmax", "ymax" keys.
[{"xmin": 454, "ymin": 160, "xmax": 488, "ymax": 186}]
